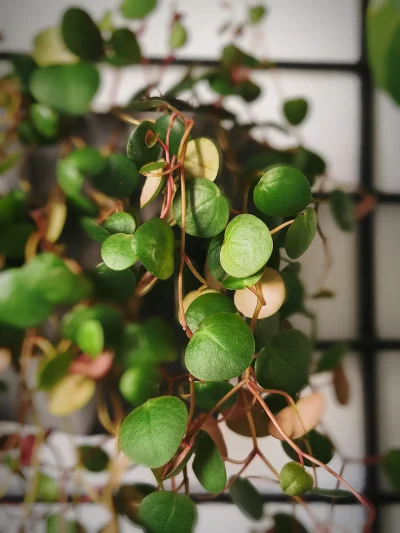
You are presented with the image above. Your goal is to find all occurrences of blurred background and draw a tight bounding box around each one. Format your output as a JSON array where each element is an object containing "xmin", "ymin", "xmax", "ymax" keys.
[{"xmin": 0, "ymin": 0, "xmax": 399, "ymax": 532}]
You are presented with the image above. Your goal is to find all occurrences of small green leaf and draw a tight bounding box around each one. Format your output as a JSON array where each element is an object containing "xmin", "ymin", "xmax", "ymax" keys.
[
  {"xmin": 127, "ymin": 121, "xmax": 160, "ymax": 169},
  {"xmin": 207, "ymin": 233, "xmax": 226, "ymax": 282},
  {"xmin": 193, "ymin": 431, "xmax": 227, "ymax": 494},
  {"xmin": 61, "ymin": 8, "xmax": 103, "ymax": 61},
  {"xmin": 273, "ymin": 513, "xmax": 309, "ymax": 533},
  {"xmin": 222, "ymin": 268, "xmax": 264, "ymax": 290},
  {"xmin": 30, "ymin": 63, "xmax": 100, "ymax": 116},
  {"xmin": 46, "ymin": 515, "xmax": 86, "ymax": 533},
  {"xmin": 173, "ymin": 178, "xmax": 229, "ymax": 238},
  {"xmin": 329, "ymin": 189, "xmax": 355, "ymax": 232},
  {"xmin": 101, "ymin": 233, "xmax": 136, "ymax": 271},
  {"xmin": 221, "ymin": 44, "xmax": 262, "ymax": 69},
  {"xmin": 139, "ymin": 491, "xmax": 197, "ymax": 533},
  {"xmin": 280, "ymin": 462, "xmax": 314, "ymax": 496},
  {"xmin": 293, "ymin": 146, "xmax": 326, "ymax": 187},
  {"xmin": 229, "ymin": 477, "xmax": 263, "ymax": 521},
  {"xmin": 115, "ymin": 483, "xmax": 156, "ymax": 525},
  {"xmin": 78, "ymin": 445, "xmax": 109, "ymax": 472},
  {"xmin": 220, "ymin": 214, "xmax": 272, "ymax": 278},
  {"xmin": 30, "ymin": 104, "xmax": 59, "ymax": 138},
  {"xmin": 109, "ymin": 28, "xmax": 141, "ymax": 65},
  {"xmin": 256, "ymin": 329, "xmax": 311, "ymax": 395},
  {"xmin": 35, "ymin": 473, "xmax": 59, "ymax": 502},
  {"xmin": 193, "ymin": 381, "xmax": 237, "ymax": 411},
  {"xmin": 33, "ymin": 27, "xmax": 77, "ymax": 66},
  {"xmin": 282, "ymin": 430, "xmax": 335, "ymax": 467},
  {"xmin": 283, "ymin": 98, "xmax": 309, "ymax": 126},
  {"xmin": 121, "ymin": 0, "xmax": 158, "ymax": 20},
  {"xmin": 131, "ymin": 218, "xmax": 174, "ymax": 279},
  {"xmin": 119, "ymin": 396, "xmax": 188, "ymax": 468},
  {"xmin": 184, "ymin": 138, "xmax": 220, "ymax": 182},
  {"xmin": 249, "ymin": 5, "xmax": 267, "ymax": 24},
  {"xmin": 37, "ymin": 351, "xmax": 74, "ymax": 391},
  {"xmin": 254, "ymin": 166, "xmax": 311, "ymax": 217},
  {"xmin": 104, "ymin": 212, "xmax": 136, "ymax": 234},
  {"xmin": 315, "ymin": 342, "xmax": 349, "ymax": 373},
  {"xmin": 76, "ymin": 319, "xmax": 104, "ymax": 357},
  {"xmin": 81, "ymin": 217, "xmax": 110, "ymax": 243},
  {"xmin": 91, "ymin": 154, "xmax": 139, "ymax": 199},
  {"xmin": 284, "ymin": 207, "xmax": 317, "ymax": 259},
  {"xmin": 186, "ymin": 292, "xmax": 236, "ymax": 332},
  {"xmin": 185, "ymin": 312, "xmax": 254, "ymax": 381},
  {"xmin": 92, "ymin": 262, "xmax": 136, "ymax": 302},
  {"xmin": 140, "ymin": 161, "xmax": 165, "ymax": 173},
  {"xmin": 382, "ymin": 449, "xmax": 400, "ymax": 492},
  {"xmin": 170, "ymin": 20, "xmax": 187, "ymax": 49},
  {"xmin": 310, "ymin": 488, "xmax": 352, "ymax": 499},
  {"xmin": 119, "ymin": 365, "xmax": 160, "ymax": 406},
  {"xmin": 279, "ymin": 264, "xmax": 305, "ymax": 320},
  {"xmin": 155, "ymin": 114, "xmax": 185, "ymax": 156}
]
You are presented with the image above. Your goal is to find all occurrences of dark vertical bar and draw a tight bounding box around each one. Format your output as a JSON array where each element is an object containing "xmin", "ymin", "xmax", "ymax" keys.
[{"xmin": 359, "ymin": 0, "xmax": 380, "ymax": 530}]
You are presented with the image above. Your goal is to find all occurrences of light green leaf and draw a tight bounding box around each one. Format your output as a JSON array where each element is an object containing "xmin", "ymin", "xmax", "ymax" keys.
[
  {"xmin": 139, "ymin": 491, "xmax": 197, "ymax": 533},
  {"xmin": 193, "ymin": 431, "xmax": 227, "ymax": 493},
  {"xmin": 61, "ymin": 8, "xmax": 104, "ymax": 61},
  {"xmin": 220, "ymin": 214, "xmax": 272, "ymax": 278},
  {"xmin": 119, "ymin": 365, "xmax": 160, "ymax": 406},
  {"xmin": 170, "ymin": 20, "xmax": 187, "ymax": 49},
  {"xmin": 35, "ymin": 473, "xmax": 59, "ymax": 502},
  {"xmin": 280, "ymin": 462, "xmax": 314, "ymax": 496},
  {"xmin": 104, "ymin": 212, "xmax": 136, "ymax": 234},
  {"xmin": 139, "ymin": 161, "xmax": 165, "ymax": 174},
  {"xmin": 37, "ymin": 351, "xmax": 74, "ymax": 391},
  {"xmin": 101, "ymin": 233, "xmax": 136, "ymax": 271},
  {"xmin": 121, "ymin": 0, "xmax": 158, "ymax": 20},
  {"xmin": 119, "ymin": 396, "xmax": 188, "ymax": 468},
  {"xmin": 46, "ymin": 515, "xmax": 86, "ymax": 533},
  {"xmin": 33, "ymin": 26, "xmax": 78, "ymax": 66},
  {"xmin": 329, "ymin": 189, "xmax": 355, "ymax": 232},
  {"xmin": 249, "ymin": 5, "xmax": 267, "ymax": 24},
  {"xmin": 184, "ymin": 138, "xmax": 220, "ymax": 182},
  {"xmin": 254, "ymin": 166, "xmax": 311, "ymax": 217},
  {"xmin": 76, "ymin": 319, "xmax": 104, "ymax": 357},
  {"xmin": 185, "ymin": 312, "xmax": 254, "ymax": 381},
  {"xmin": 173, "ymin": 178, "xmax": 229, "ymax": 238},
  {"xmin": 284, "ymin": 207, "xmax": 317, "ymax": 259},
  {"xmin": 131, "ymin": 218, "xmax": 175, "ymax": 279},
  {"xmin": 229, "ymin": 477, "xmax": 263, "ymax": 520},
  {"xmin": 186, "ymin": 292, "xmax": 236, "ymax": 332},
  {"xmin": 30, "ymin": 104, "xmax": 59, "ymax": 138},
  {"xmin": 222, "ymin": 268, "xmax": 264, "ymax": 290}
]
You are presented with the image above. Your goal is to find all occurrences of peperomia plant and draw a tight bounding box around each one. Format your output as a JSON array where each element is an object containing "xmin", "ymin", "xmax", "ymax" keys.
[{"xmin": 0, "ymin": 1, "xmax": 397, "ymax": 532}]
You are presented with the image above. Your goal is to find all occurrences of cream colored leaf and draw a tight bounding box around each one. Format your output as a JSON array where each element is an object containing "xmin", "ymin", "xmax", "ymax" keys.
[
  {"xmin": 33, "ymin": 27, "xmax": 78, "ymax": 66},
  {"xmin": 183, "ymin": 138, "xmax": 220, "ymax": 182},
  {"xmin": 0, "ymin": 348, "xmax": 11, "ymax": 374},
  {"xmin": 46, "ymin": 194, "xmax": 67, "ymax": 243},
  {"xmin": 140, "ymin": 175, "xmax": 165, "ymax": 208},
  {"xmin": 48, "ymin": 374, "xmax": 95, "ymax": 416}
]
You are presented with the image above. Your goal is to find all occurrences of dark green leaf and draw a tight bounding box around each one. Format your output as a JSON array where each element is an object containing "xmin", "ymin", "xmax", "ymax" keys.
[
  {"xmin": 256, "ymin": 329, "xmax": 311, "ymax": 395},
  {"xmin": 253, "ymin": 312, "xmax": 280, "ymax": 352},
  {"xmin": 284, "ymin": 207, "xmax": 317, "ymax": 259},
  {"xmin": 78, "ymin": 446, "xmax": 109, "ymax": 472},
  {"xmin": 76, "ymin": 319, "xmax": 104, "ymax": 357},
  {"xmin": 329, "ymin": 189, "xmax": 355, "ymax": 232},
  {"xmin": 382, "ymin": 449, "xmax": 400, "ymax": 492},
  {"xmin": 115, "ymin": 483, "xmax": 156, "ymax": 525},
  {"xmin": 221, "ymin": 44, "xmax": 262, "ymax": 69},
  {"xmin": 273, "ymin": 512, "xmax": 309, "ymax": 533},
  {"xmin": 236, "ymin": 79, "xmax": 261, "ymax": 102},
  {"xmin": 229, "ymin": 477, "xmax": 263, "ymax": 520},
  {"xmin": 280, "ymin": 461, "xmax": 314, "ymax": 496},
  {"xmin": 131, "ymin": 218, "xmax": 174, "ymax": 279},
  {"xmin": 220, "ymin": 214, "xmax": 272, "ymax": 278},
  {"xmin": 104, "ymin": 212, "xmax": 136, "ymax": 234},
  {"xmin": 139, "ymin": 491, "xmax": 197, "ymax": 533},
  {"xmin": 101, "ymin": 233, "xmax": 136, "ymax": 271},
  {"xmin": 186, "ymin": 292, "xmax": 236, "ymax": 332},
  {"xmin": 81, "ymin": 218, "xmax": 110, "ymax": 243},
  {"xmin": 315, "ymin": 342, "xmax": 349, "ymax": 373},
  {"xmin": 37, "ymin": 351, "xmax": 74, "ymax": 391},
  {"xmin": 126, "ymin": 121, "xmax": 160, "ymax": 168},
  {"xmin": 91, "ymin": 154, "xmax": 139, "ymax": 198},
  {"xmin": 119, "ymin": 396, "xmax": 188, "ymax": 468},
  {"xmin": 121, "ymin": 0, "xmax": 158, "ymax": 19},
  {"xmin": 0, "ymin": 222, "xmax": 35, "ymax": 259},
  {"xmin": 283, "ymin": 98, "xmax": 309, "ymax": 126},
  {"xmin": 109, "ymin": 28, "xmax": 141, "ymax": 65},
  {"xmin": 92, "ymin": 262, "xmax": 137, "ymax": 302},
  {"xmin": 30, "ymin": 104, "xmax": 59, "ymax": 138},
  {"xmin": 119, "ymin": 365, "xmax": 160, "ymax": 406},
  {"xmin": 11, "ymin": 53, "xmax": 37, "ymax": 91},
  {"xmin": 254, "ymin": 166, "xmax": 311, "ymax": 217},
  {"xmin": 310, "ymin": 488, "xmax": 352, "ymax": 499},
  {"xmin": 193, "ymin": 431, "xmax": 227, "ymax": 493},
  {"xmin": 185, "ymin": 312, "xmax": 254, "ymax": 381},
  {"xmin": 193, "ymin": 381, "xmax": 237, "ymax": 411},
  {"xmin": 155, "ymin": 114, "xmax": 185, "ymax": 156},
  {"xmin": 207, "ymin": 233, "xmax": 226, "ymax": 282},
  {"xmin": 30, "ymin": 63, "xmax": 100, "ymax": 116},
  {"xmin": 279, "ymin": 265, "xmax": 305, "ymax": 319},
  {"xmin": 282, "ymin": 430, "xmax": 335, "ymax": 467},
  {"xmin": 0, "ymin": 189, "xmax": 26, "ymax": 228},
  {"xmin": 61, "ymin": 8, "xmax": 103, "ymax": 61},
  {"xmin": 293, "ymin": 146, "xmax": 326, "ymax": 187}
]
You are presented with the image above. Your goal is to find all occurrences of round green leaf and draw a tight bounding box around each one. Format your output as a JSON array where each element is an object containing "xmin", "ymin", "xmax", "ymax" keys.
[
  {"xmin": 255, "ymin": 329, "xmax": 311, "ymax": 395},
  {"xmin": 67, "ymin": 146, "xmax": 108, "ymax": 175},
  {"xmin": 75, "ymin": 319, "xmax": 104, "ymax": 357},
  {"xmin": 282, "ymin": 430, "xmax": 335, "ymax": 467},
  {"xmin": 78, "ymin": 445, "xmax": 109, "ymax": 472},
  {"xmin": 30, "ymin": 104, "xmax": 59, "ymax": 138},
  {"xmin": 91, "ymin": 154, "xmax": 139, "ymax": 199},
  {"xmin": 283, "ymin": 98, "xmax": 309, "ymax": 126},
  {"xmin": 284, "ymin": 207, "xmax": 317, "ymax": 259},
  {"xmin": 61, "ymin": 8, "xmax": 103, "ymax": 61},
  {"xmin": 185, "ymin": 312, "xmax": 255, "ymax": 381},
  {"xmin": 119, "ymin": 365, "xmax": 160, "ymax": 406},
  {"xmin": 222, "ymin": 268, "xmax": 264, "ymax": 290},
  {"xmin": 170, "ymin": 20, "xmax": 187, "ymax": 49},
  {"xmin": 101, "ymin": 233, "xmax": 136, "ymax": 271},
  {"xmin": 253, "ymin": 312, "xmax": 280, "ymax": 352},
  {"xmin": 46, "ymin": 515, "xmax": 86, "ymax": 533},
  {"xmin": 115, "ymin": 483, "xmax": 156, "ymax": 525},
  {"xmin": 127, "ymin": 121, "xmax": 160, "ymax": 169},
  {"xmin": 92, "ymin": 262, "xmax": 136, "ymax": 302},
  {"xmin": 193, "ymin": 381, "xmax": 237, "ymax": 411},
  {"xmin": 220, "ymin": 214, "xmax": 272, "ymax": 278},
  {"xmin": 37, "ymin": 351, "xmax": 74, "ymax": 391},
  {"xmin": 228, "ymin": 477, "xmax": 263, "ymax": 521},
  {"xmin": 139, "ymin": 491, "xmax": 197, "ymax": 533},
  {"xmin": 119, "ymin": 396, "xmax": 188, "ymax": 468},
  {"xmin": 104, "ymin": 212, "xmax": 136, "ymax": 234},
  {"xmin": 329, "ymin": 189, "xmax": 355, "ymax": 232},
  {"xmin": 273, "ymin": 513, "xmax": 309, "ymax": 533},
  {"xmin": 280, "ymin": 462, "xmax": 314, "ymax": 496},
  {"xmin": 35, "ymin": 473, "xmax": 58, "ymax": 502},
  {"xmin": 131, "ymin": 218, "xmax": 174, "ymax": 279},
  {"xmin": 193, "ymin": 430, "xmax": 227, "ymax": 494},
  {"xmin": 109, "ymin": 28, "xmax": 141, "ymax": 65},
  {"xmin": 62, "ymin": 304, "xmax": 123, "ymax": 346},
  {"xmin": 184, "ymin": 138, "xmax": 220, "ymax": 182},
  {"xmin": 383, "ymin": 449, "xmax": 400, "ymax": 492},
  {"xmin": 81, "ymin": 217, "xmax": 110, "ymax": 244},
  {"xmin": 33, "ymin": 26, "xmax": 78, "ymax": 67},
  {"xmin": 293, "ymin": 146, "xmax": 326, "ymax": 187},
  {"xmin": 155, "ymin": 114, "xmax": 185, "ymax": 156},
  {"xmin": 249, "ymin": 5, "xmax": 267, "ymax": 24},
  {"xmin": 254, "ymin": 166, "xmax": 311, "ymax": 217},
  {"xmin": 186, "ymin": 292, "xmax": 236, "ymax": 332},
  {"xmin": 173, "ymin": 178, "xmax": 229, "ymax": 238},
  {"xmin": 30, "ymin": 63, "xmax": 100, "ymax": 116},
  {"xmin": 121, "ymin": 0, "xmax": 158, "ymax": 19},
  {"xmin": 207, "ymin": 233, "xmax": 226, "ymax": 282}
]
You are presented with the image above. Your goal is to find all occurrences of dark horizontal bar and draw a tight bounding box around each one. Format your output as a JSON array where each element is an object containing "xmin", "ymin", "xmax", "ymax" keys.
[{"xmin": 316, "ymin": 339, "xmax": 400, "ymax": 351}]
